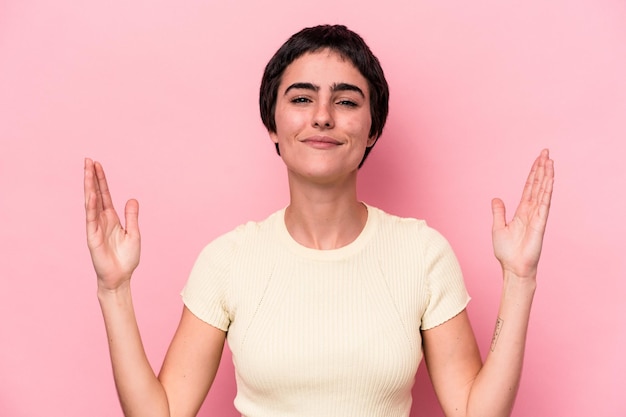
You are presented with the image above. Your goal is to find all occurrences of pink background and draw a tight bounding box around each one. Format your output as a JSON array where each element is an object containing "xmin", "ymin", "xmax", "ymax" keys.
[{"xmin": 1, "ymin": 1, "xmax": 625, "ymax": 416}]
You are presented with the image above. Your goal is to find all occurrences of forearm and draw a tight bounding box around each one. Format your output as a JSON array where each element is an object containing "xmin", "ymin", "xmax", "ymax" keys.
[
  {"xmin": 98, "ymin": 282, "xmax": 170, "ymax": 417},
  {"xmin": 467, "ymin": 272, "xmax": 536, "ymax": 417}
]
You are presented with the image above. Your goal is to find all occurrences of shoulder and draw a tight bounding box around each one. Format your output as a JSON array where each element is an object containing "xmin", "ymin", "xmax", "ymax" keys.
[
  {"xmin": 183, "ymin": 209, "xmax": 284, "ymax": 322},
  {"xmin": 367, "ymin": 204, "xmax": 450, "ymax": 249},
  {"xmin": 194, "ymin": 209, "xmax": 284, "ymax": 266}
]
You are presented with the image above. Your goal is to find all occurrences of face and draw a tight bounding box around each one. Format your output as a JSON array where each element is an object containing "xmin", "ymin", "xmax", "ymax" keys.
[{"xmin": 270, "ymin": 49, "xmax": 375, "ymax": 184}]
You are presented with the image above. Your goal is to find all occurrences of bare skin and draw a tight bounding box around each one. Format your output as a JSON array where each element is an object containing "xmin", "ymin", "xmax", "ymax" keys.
[
  {"xmin": 85, "ymin": 159, "xmax": 225, "ymax": 417},
  {"xmin": 423, "ymin": 149, "xmax": 554, "ymax": 417},
  {"xmin": 84, "ymin": 50, "xmax": 554, "ymax": 417}
]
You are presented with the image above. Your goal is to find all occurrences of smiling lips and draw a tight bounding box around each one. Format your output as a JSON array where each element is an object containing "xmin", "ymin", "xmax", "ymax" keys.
[{"xmin": 301, "ymin": 136, "xmax": 342, "ymax": 148}]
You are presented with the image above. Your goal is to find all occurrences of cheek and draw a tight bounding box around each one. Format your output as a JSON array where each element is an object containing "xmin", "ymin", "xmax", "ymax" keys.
[
  {"xmin": 346, "ymin": 111, "xmax": 372, "ymax": 138},
  {"xmin": 274, "ymin": 107, "xmax": 306, "ymax": 136}
]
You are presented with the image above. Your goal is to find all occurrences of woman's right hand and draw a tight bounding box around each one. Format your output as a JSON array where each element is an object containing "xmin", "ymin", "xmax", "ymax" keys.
[{"xmin": 84, "ymin": 158, "xmax": 141, "ymax": 291}]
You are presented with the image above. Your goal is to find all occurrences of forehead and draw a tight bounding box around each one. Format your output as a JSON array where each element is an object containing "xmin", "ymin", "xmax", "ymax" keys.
[{"xmin": 279, "ymin": 49, "xmax": 369, "ymax": 94}]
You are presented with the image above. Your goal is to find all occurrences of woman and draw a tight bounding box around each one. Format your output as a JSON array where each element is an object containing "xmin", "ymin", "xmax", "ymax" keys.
[{"xmin": 84, "ymin": 25, "xmax": 554, "ymax": 417}]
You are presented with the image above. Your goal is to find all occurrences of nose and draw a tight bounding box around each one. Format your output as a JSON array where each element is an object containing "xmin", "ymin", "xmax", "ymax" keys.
[{"xmin": 312, "ymin": 102, "xmax": 334, "ymax": 129}]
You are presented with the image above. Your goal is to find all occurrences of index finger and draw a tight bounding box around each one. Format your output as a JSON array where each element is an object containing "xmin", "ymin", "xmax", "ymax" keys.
[
  {"xmin": 93, "ymin": 160, "xmax": 115, "ymax": 211},
  {"xmin": 84, "ymin": 158, "xmax": 101, "ymax": 235},
  {"xmin": 520, "ymin": 149, "xmax": 549, "ymax": 206},
  {"xmin": 84, "ymin": 157, "xmax": 98, "ymax": 211}
]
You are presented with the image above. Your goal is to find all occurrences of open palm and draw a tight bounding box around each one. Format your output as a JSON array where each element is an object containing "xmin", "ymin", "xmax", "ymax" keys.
[
  {"xmin": 84, "ymin": 158, "xmax": 141, "ymax": 289},
  {"xmin": 491, "ymin": 149, "xmax": 554, "ymax": 279}
]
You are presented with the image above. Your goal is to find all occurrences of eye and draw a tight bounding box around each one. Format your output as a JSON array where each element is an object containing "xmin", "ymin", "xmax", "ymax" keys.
[
  {"xmin": 337, "ymin": 99, "xmax": 358, "ymax": 107},
  {"xmin": 290, "ymin": 96, "xmax": 311, "ymax": 104}
]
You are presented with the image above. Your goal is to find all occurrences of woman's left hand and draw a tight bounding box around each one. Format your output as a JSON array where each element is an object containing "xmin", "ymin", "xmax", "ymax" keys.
[{"xmin": 491, "ymin": 149, "xmax": 555, "ymax": 279}]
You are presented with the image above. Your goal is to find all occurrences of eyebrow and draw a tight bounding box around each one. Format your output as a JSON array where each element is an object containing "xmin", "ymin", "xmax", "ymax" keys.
[
  {"xmin": 332, "ymin": 82, "xmax": 364, "ymax": 98},
  {"xmin": 284, "ymin": 82, "xmax": 365, "ymax": 98},
  {"xmin": 284, "ymin": 82, "xmax": 318, "ymax": 95}
]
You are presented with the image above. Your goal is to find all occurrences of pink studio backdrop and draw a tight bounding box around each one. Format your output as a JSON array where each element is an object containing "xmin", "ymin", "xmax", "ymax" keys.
[{"xmin": 1, "ymin": 1, "xmax": 625, "ymax": 416}]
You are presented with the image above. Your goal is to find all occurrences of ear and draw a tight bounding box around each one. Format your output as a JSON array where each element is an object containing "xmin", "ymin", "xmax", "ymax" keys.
[
  {"xmin": 269, "ymin": 131, "xmax": 281, "ymax": 155},
  {"xmin": 366, "ymin": 135, "xmax": 378, "ymax": 148}
]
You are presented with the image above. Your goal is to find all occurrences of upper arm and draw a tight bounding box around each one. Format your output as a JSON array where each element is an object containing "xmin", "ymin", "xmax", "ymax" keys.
[
  {"xmin": 422, "ymin": 309, "xmax": 482, "ymax": 417},
  {"xmin": 158, "ymin": 306, "xmax": 226, "ymax": 417}
]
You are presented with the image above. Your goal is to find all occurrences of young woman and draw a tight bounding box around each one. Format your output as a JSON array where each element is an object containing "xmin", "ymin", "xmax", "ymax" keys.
[{"xmin": 84, "ymin": 25, "xmax": 554, "ymax": 417}]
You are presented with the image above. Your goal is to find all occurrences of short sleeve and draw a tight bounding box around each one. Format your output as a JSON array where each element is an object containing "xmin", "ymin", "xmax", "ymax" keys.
[
  {"xmin": 181, "ymin": 232, "xmax": 238, "ymax": 331},
  {"xmin": 419, "ymin": 226, "xmax": 470, "ymax": 330}
]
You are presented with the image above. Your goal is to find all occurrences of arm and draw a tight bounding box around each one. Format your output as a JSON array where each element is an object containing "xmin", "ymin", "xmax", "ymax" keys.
[
  {"xmin": 85, "ymin": 159, "xmax": 225, "ymax": 417},
  {"xmin": 423, "ymin": 149, "xmax": 554, "ymax": 417}
]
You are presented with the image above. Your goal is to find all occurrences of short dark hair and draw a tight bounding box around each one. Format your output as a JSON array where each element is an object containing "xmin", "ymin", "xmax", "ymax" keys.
[{"xmin": 259, "ymin": 25, "xmax": 389, "ymax": 167}]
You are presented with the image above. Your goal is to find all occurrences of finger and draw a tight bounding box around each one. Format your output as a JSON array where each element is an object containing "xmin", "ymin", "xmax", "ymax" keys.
[
  {"xmin": 519, "ymin": 152, "xmax": 541, "ymax": 206},
  {"xmin": 85, "ymin": 158, "xmax": 108, "ymax": 243},
  {"xmin": 84, "ymin": 158, "xmax": 100, "ymax": 234},
  {"xmin": 84, "ymin": 157, "xmax": 94, "ymax": 209},
  {"xmin": 491, "ymin": 198, "xmax": 507, "ymax": 231},
  {"xmin": 124, "ymin": 199, "xmax": 140, "ymax": 238},
  {"xmin": 85, "ymin": 195, "xmax": 103, "ymax": 243},
  {"xmin": 529, "ymin": 149, "xmax": 549, "ymax": 205},
  {"xmin": 94, "ymin": 161, "xmax": 115, "ymax": 211},
  {"xmin": 537, "ymin": 158, "xmax": 554, "ymax": 221},
  {"xmin": 91, "ymin": 160, "xmax": 104, "ymax": 214}
]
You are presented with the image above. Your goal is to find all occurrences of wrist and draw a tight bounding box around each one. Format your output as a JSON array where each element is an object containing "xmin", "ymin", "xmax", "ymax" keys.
[
  {"xmin": 97, "ymin": 280, "xmax": 132, "ymax": 302},
  {"xmin": 502, "ymin": 270, "xmax": 537, "ymax": 297}
]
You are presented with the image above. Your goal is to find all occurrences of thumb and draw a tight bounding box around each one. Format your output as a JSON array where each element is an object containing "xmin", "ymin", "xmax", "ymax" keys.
[
  {"xmin": 124, "ymin": 198, "xmax": 140, "ymax": 237},
  {"xmin": 491, "ymin": 198, "xmax": 506, "ymax": 231}
]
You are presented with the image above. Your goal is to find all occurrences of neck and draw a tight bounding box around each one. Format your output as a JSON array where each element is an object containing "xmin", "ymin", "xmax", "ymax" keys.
[{"xmin": 285, "ymin": 171, "xmax": 367, "ymax": 250}]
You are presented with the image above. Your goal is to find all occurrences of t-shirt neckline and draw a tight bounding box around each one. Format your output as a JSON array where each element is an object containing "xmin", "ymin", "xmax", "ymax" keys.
[{"xmin": 275, "ymin": 203, "xmax": 378, "ymax": 261}]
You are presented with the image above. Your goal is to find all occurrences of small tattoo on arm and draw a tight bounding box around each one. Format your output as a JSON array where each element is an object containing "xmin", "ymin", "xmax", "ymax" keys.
[{"xmin": 491, "ymin": 317, "xmax": 504, "ymax": 352}]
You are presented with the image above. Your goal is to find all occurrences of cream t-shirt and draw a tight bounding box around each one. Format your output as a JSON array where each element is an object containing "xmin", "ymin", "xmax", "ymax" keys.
[{"xmin": 182, "ymin": 205, "xmax": 470, "ymax": 417}]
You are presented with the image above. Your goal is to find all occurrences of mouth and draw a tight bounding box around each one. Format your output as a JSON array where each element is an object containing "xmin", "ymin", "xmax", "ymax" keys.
[{"xmin": 301, "ymin": 136, "xmax": 342, "ymax": 147}]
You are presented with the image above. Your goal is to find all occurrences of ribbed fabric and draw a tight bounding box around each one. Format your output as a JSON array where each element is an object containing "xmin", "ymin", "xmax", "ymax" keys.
[{"xmin": 182, "ymin": 204, "xmax": 470, "ymax": 417}]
